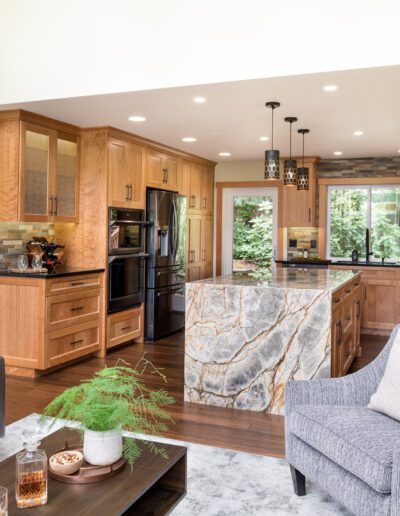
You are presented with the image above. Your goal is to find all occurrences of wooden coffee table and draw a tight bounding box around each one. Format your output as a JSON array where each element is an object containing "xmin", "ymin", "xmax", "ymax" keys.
[{"xmin": 1, "ymin": 427, "xmax": 187, "ymax": 515}]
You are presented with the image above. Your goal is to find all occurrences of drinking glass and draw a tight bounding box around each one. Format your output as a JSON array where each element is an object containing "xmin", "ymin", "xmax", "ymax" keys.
[
  {"xmin": 0, "ymin": 486, "xmax": 8, "ymax": 516},
  {"xmin": 17, "ymin": 255, "xmax": 28, "ymax": 272},
  {"xmin": 31, "ymin": 255, "xmax": 42, "ymax": 272}
]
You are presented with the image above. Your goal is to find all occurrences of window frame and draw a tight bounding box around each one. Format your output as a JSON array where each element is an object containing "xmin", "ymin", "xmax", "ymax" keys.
[{"xmin": 327, "ymin": 184, "xmax": 400, "ymax": 263}]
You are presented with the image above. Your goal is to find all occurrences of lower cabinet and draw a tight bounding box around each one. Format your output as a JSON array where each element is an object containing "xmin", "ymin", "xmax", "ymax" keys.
[
  {"xmin": 187, "ymin": 213, "xmax": 213, "ymax": 281},
  {"xmin": 329, "ymin": 265, "xmax": 400, "ymax": 335},
  {"xmin": 331, "ymin": 276, "xmax": 362, "ymax": 377},
  {"xmin": 0, "ymin": 273, "xmax": 103, "ymax": 377},
  {"xmin": 106, "ymin": 306, "xmax": 143, "ymax": 349}
]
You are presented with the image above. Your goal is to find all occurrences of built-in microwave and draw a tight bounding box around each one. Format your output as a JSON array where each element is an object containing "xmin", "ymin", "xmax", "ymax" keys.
[{"xmin": 108, "ymin": 208, "xmax": 148, "ymax": 254}]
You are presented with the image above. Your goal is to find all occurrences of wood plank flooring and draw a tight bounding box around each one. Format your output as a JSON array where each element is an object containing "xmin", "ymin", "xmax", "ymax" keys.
[{"xmin": 5, "ymin": 331, "xmax": 386, "ymax": 459}]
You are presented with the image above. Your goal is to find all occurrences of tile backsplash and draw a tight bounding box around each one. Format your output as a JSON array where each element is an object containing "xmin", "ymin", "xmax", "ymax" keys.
[
  {"xmin": 286, "ymin": 227, "xmax": 319, "ymax": 259},
  {"xmin": 0, "ymin": 222, "xmax": 55, "ymax": 268}
]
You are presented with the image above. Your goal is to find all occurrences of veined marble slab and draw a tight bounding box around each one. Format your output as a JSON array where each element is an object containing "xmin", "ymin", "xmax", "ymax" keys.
[{"xmin": 185, "ymin": 270, "xmax": 360, "ymax": 415}]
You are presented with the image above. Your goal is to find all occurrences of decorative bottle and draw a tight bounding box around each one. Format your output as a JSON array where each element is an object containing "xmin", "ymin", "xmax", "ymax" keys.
[{"xmin": 15, "ymin": 431, "xmax": 48, "ymax": 509}]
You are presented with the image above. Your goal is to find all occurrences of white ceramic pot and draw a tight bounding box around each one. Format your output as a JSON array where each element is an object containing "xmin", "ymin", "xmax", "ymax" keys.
[{"xmin": 83, "ymin": 428, "xmax": 123, "ymax": 466}]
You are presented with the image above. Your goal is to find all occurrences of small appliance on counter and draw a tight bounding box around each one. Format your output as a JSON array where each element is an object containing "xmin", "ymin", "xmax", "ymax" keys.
[
  {"xmin": 107, "ymin": 208, "xmax": 149, "ymax": 314},
  {"xmin": 26, "ymin": 237, "xmax": 65, "ymax": 272},
  {"xmin": 145, "ymin": 189, "xmax": 186, "ymax": 340}
]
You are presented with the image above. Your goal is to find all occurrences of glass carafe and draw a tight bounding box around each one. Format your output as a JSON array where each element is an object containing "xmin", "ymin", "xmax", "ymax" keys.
[{"xmin": 15, "ymin": 431, "xmax": 47, "ymax": 509}]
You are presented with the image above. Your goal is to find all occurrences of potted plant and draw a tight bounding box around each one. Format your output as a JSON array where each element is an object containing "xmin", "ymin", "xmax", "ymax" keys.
[{"xmin": 42, "ymin": 357, "xmax": 175, "ymax": 466}]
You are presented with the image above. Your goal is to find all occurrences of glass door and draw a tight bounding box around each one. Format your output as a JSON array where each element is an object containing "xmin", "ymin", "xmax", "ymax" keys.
[
  {"xmin": 222, "ymin": 188, "xmax": 278, "ymax": 275},
  {"xmin": 21, "ymin": 123, "xmax": 53, "ymax": 221},
  {"xmin": 55, "ymin": 134, "xmax": 78, "ymax": 220}
]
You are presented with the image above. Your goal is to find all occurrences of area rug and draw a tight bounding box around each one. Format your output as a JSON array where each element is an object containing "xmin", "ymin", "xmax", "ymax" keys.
[{"xmin": 1, "ymin": 414, "xmax": 349, "ymax": 515}]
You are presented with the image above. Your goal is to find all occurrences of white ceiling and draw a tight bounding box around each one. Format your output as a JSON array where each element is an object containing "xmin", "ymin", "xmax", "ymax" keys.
[{"xmin": 2, "ymin": 65, "xmax": 400, "ymax": 162}]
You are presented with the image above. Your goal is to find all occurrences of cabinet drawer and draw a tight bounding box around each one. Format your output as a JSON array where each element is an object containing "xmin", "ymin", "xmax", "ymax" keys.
[
  {"xmin": 342, "ymin": 299, "xmax": 353, "ymax": 334},
  {"xmin": 107, "ymin": 307, "xmax": 142, "ymax": 349},
  {"xmin": 46, "ymin": 289, "xmax": 101, "ymax": 331},
  {"xmin": 46, "ymin": 320, "xmax": 101, "ymax": 368},
  {"xmin": 46, "ymin": 273, "xmax": 102, "ymax": 296},
  {"xmin": 332, "ymin": 287, "xmax": 343, "ymax": 309}
]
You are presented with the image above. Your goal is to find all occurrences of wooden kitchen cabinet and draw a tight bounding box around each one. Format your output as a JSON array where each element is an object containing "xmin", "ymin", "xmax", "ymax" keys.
[
  {"xmin": 186, "ymin": 162, "xmax": 214, "ymax": 215},
  {"xmin": 145, "ymin": 149, "xmax": 180, "ymax": 190},
  {"xmin": 201, "ymin": 215, "xmax": 214, "ymax": 278},
  {"xmin": 20, "ymin": 122, "xmax": 79, "ymax": 222},
  {"xmin": 282, "ymin": 157, "xmax": 318, "ymax": 227},
  {"xmin": 108, "ymin": 137, "xmax": 145, "ymax": 208},
  {"xmin": 0, "ymin": 272, "xmax": 103, "ymax": 377},
  {"xmin": 331, "ymin": 275, "xmax": 361, "ymax": 377},
  {"xmin": 330, "ymin": 265, "xmax": 400, "ymax": 335},
  {"xmin": 106, "ymin": 306, "xmax": 143, "ymax": 349},
  {"xmin": 363, "ymin": 278, "xmax": 400, "ymax": 332},
  {"xmin": 187, "ymin": 214, "xmax": 203, "ymax": 281}
]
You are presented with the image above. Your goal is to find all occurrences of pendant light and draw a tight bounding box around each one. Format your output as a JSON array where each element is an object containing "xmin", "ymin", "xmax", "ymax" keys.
[
  {"xmin": 283, "ymin": 117, "xmax": 298, "ymax": 185},
  {"xmin": 264, "ymin": 101, "xmax": 280, "ymax": 179},
  {"xmin": 297, "ymin": 129, "xmax": 310, "ymax": 191}
]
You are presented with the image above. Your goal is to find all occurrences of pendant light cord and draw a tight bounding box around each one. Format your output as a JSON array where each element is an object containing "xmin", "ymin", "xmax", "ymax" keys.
[
  {"xmin": 302, "ymin": 132, "xmax": 305, "ymax": 168},
  {"xmin": 289, "ymin": 121, "xmax": 292, "ymax": 160},
  {"xmin": 271, "ymin": 107, "xmax": 274, "ymax": 150}
]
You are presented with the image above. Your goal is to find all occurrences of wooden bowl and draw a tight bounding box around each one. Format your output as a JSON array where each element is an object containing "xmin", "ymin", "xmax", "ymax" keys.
[{"xmin": 49, "ymin": 450, "xmax": 83, "ymax": 475}]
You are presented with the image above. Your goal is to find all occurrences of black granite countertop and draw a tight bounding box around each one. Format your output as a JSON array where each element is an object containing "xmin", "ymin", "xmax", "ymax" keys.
[
  {"xmin": 276, "ymin": 260, "xmax": 400, "ymax": 268},
  {"xmin": 0, "ymin": 266, "xmax": 105, "ymax": 279}
]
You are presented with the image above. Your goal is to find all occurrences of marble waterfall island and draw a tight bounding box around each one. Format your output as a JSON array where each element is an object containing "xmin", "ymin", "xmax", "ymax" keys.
[{"xmin": 184, "ymin": 269, "xmax": 361, "ymax": 415}]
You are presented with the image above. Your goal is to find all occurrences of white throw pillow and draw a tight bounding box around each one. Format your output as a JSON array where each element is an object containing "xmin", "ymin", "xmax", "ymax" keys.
[{"xmin": 368, "ymin": 330, "xmax": 400, "ymax": 420}]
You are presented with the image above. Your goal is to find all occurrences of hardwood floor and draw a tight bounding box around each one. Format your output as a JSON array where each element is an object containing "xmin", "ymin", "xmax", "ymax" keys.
[{"xmin": 5, "ymin": 331, "xmax": 386, "ymax": 459}]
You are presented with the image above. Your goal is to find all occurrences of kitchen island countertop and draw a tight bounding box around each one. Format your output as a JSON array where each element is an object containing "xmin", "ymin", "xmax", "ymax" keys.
[{"xmin": 192, "ymin": 268, "xmax": 358, "ymax": 291}]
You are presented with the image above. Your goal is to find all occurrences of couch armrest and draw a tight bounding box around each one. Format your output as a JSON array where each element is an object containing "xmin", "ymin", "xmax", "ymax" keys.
[{"xmin": 391, "ymin": 443, "xmax": 400, "ymax": 516}]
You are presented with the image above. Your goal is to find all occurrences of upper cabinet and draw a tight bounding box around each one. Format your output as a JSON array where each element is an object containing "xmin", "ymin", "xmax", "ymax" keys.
[
  {"xmin": 108, "ymin": 137, "xmax": 145, "ymax": 209},
  {"xmin": 20, "ymin": 122, "xmax": 79, "ymax": 222},
  {"xmin": 145, "ymin": 149, "xmax": 180, "ymax": 190},
  {"xmin": 185, "ymin": 162, "xmax": 214, "ymax": 214},
  {"xmin": 282, "ymin": 157, "xmax": 319, "ymax": 227},
  {"xmin": 0, "ymin": 112, "xmax": 80, "ymax": 223}
]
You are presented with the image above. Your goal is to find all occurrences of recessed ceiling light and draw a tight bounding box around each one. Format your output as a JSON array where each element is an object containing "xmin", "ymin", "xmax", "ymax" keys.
[
  {"xmin": 182, "ymin": 137, "xmax": 197, "ymax": 142},
  {"xmin": 353, "ymin": 130, "xmax": 364, "ymax": 136},
  {"xmin": 219, "ymin": 152, "xmax": 231, "ymax": 157},
  {"xmin": 259, "ymin": 136, "xmax": 269, "ymax": 141},
  {"xmin": 128, "ymin": 115, "xmax": 146, "ymax": 122},
  {"xmin": 334, "ymin": 151, "xmax": 343, "ymax": 156},
  {"xmin": 323, "ymin": 85, "xmax": 338, "ymax": 92},
  {"xmin": 193, "ymin": 96, "xmax": 206, "ymax": 103}
]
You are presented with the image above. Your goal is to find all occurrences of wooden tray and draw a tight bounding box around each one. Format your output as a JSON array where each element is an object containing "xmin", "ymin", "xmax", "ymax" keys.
[{"xmin": 48, "ymin": 438, "xmax": 126, "ymax": 484}]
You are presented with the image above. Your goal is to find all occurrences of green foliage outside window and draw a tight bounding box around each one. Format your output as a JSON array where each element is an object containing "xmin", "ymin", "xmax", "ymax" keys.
[
  {"xmin": 329, "ymin": 187, "xmax": 400, "ymax": 260},
  {"xmin": 232, "ymin": 197, "xmax": 273, "ymax": 270}
]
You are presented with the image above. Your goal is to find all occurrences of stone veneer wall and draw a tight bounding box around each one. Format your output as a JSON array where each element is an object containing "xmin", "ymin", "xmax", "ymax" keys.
[
  {"xmin": 317, "ymin": 156, "xmax": 400, "ymax": 178},
  {"xmin": 0, "ymin": 223, "xmax": 55, "ymax": 268}
]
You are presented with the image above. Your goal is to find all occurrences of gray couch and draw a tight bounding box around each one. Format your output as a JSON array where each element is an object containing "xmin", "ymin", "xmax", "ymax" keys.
[{"xmin": 285, "ymin": 325, "xmax": 400, "ymax": 516}]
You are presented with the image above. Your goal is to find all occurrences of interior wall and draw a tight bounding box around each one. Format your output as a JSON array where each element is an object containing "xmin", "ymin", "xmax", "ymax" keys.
[{"xmin": 215, "ymin": 161, "xmax": 264, "ymax": 182}]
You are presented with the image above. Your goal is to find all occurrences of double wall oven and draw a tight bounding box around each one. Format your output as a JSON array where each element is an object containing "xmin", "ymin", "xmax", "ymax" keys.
[{"xmin": 107, "ymin": 208, "xmax": 148, "ymax": 314}]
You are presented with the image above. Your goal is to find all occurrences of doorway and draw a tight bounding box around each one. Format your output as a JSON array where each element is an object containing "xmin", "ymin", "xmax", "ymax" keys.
[{"xmin": 222, "ymin": 188, "xmax": 278, "ymax": 275}]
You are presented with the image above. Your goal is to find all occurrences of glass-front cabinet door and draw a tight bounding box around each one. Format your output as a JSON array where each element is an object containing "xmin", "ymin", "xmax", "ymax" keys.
[
  {"xmin": 20, "ymin": 122, "xmax": 79, "ymax": 222},
  {"xmin": 55, "ymin": 134, "xmax": 79, "ymax": 220},
  {"xmin": 20, "ymin": 122, "xmax": 54, "ymax": 221}
]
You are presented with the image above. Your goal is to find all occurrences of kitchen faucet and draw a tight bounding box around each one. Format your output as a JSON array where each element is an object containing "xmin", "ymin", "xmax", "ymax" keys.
[{"xmin": 365, "ymin": 228, "xmax": 373, "ymax": 263}]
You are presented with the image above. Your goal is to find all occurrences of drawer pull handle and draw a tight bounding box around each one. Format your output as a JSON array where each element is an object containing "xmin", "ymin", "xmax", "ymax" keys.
[
  {"xmin": 70, "ymin": 281, "xmax": 85, "ymax": 286},
  {"xmin": 70, "ymin": 306, "xmax": 84, "ymax": 311},
  {"xmin": 121, "ymin": 326, "xmax": 132, "ymax": 330},
  {"xmin": 354, "ymin": 282, "xmax": 360, "ymax": 287},
  {"xmin": 345, "ymin": 315, "xmax": 351, "ymax": 321},
  {"xmin": 345, "ymin": 289, "xmax": 351, "ymax": 294},
  {"xmin": 70, "ymin": 339, "xmax": 84, "ymax": 345},
  {"xmin": 345, "ymin": 351, "xmax": 351, "ymax": 357},
  {"xmin": 334, "ymin": 298, "xmax": 341, "ymax": 303}
]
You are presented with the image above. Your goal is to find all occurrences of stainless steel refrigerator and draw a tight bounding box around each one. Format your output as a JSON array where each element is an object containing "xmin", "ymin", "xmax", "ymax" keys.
[{"xmin": 145, "ymin": 189, "xmax": 187, "ymax": 340}]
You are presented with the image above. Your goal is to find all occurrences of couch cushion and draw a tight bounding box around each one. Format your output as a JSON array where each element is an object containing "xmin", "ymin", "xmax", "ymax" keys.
[{"xmin": 289, "ymin": 405, "xmax": 400, "ymax": 493}]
